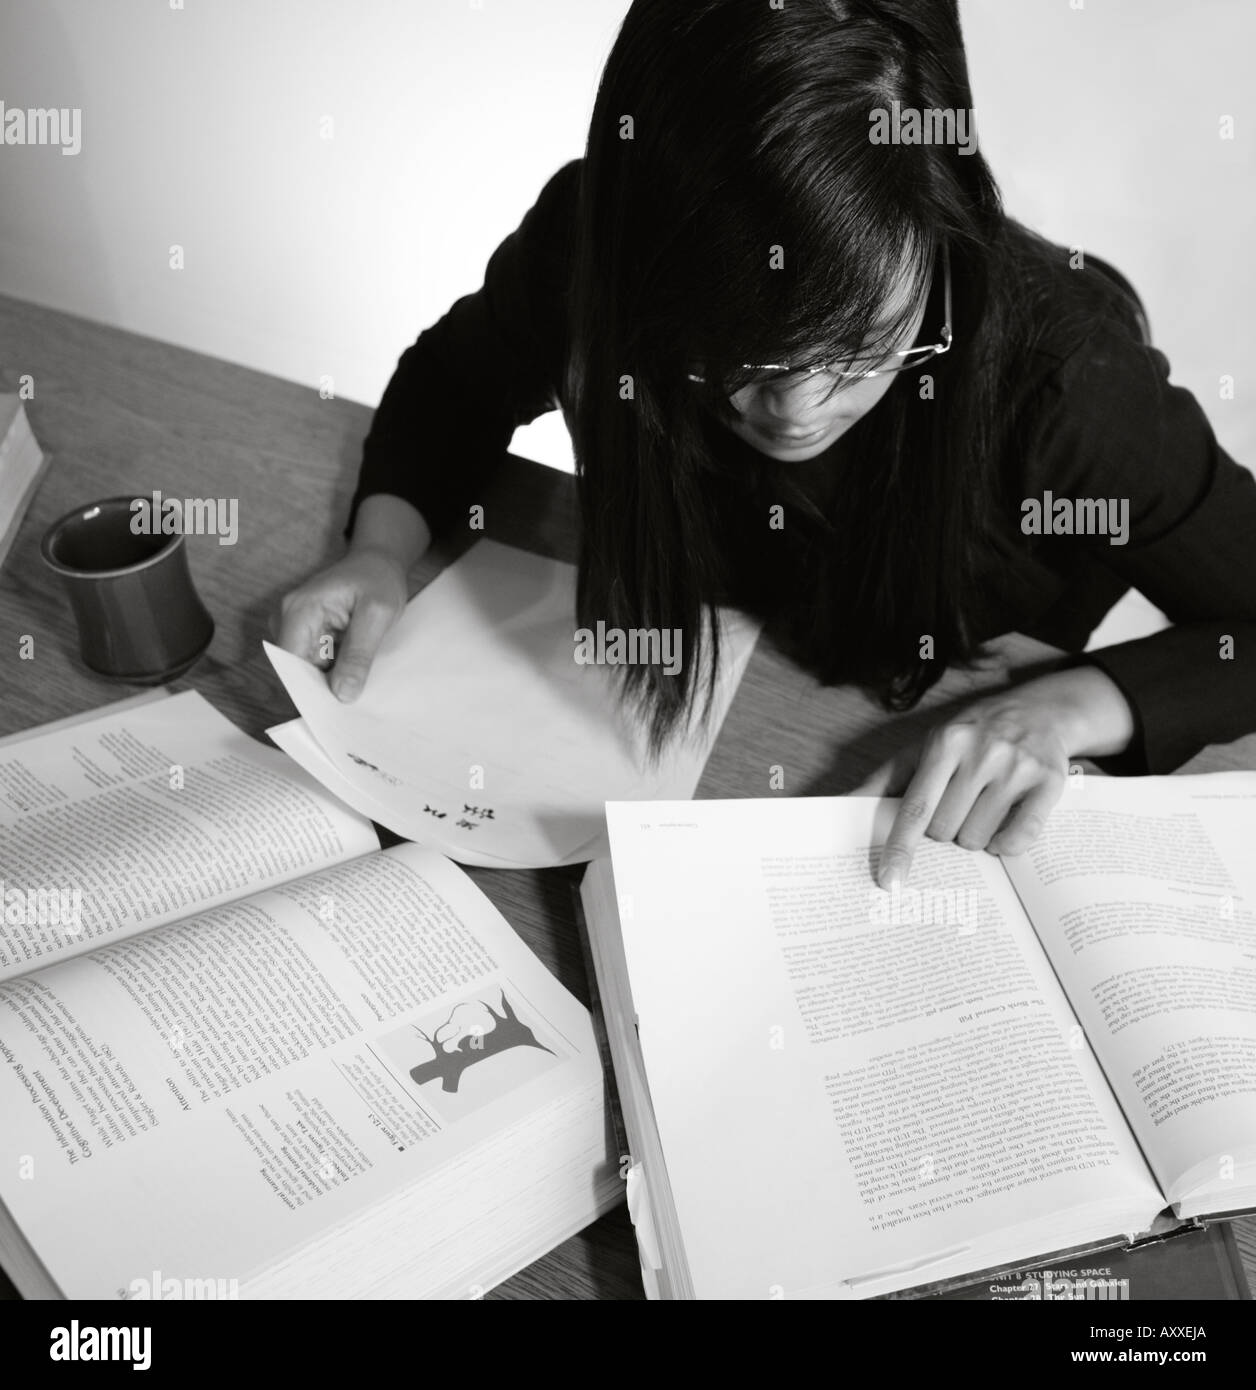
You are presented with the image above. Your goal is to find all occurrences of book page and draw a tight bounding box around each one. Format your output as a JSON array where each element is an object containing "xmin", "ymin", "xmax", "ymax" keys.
[
  {"xmin": 1001, "ymin": 773, "xmax": 1256, "ymax": 1212},
  {"xmin": 0, "ymin": 843, "xmax": 607, "ymax": 1298},
  {"xmin": 604, "ymin": 797, "xmax": 1163, "ymax": 1299},
  {"xmin": 0, "ymin": 690, "xmax": 378, "ymax": 982}
]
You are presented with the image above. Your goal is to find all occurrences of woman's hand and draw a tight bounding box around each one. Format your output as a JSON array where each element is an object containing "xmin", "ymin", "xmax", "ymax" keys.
[
  {"xmin": 274, "ymin": 547, "xmax": 408, "ymax": 701},
  {"xmin": 274, "ymin": 494, "xmax": 430, "ymax": 701},
  {"xmin": 855, "ymin": 666, "xmax": 1136, "ymax": 886}
]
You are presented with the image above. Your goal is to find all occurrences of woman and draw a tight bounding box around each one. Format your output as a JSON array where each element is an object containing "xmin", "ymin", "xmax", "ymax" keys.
[{"xmin": 276, "ymin": 0, "xmax": 1256, "ymax": 886}]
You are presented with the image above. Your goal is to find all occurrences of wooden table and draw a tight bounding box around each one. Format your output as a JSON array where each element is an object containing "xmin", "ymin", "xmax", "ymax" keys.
[{"xmin": 2, "ymin": 291, "xmax": 1254, "ymax": 1299}]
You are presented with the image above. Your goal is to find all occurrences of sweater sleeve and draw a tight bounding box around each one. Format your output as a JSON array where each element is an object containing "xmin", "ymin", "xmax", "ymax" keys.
[
  {"xmin": 1019, "ymin": 326, "xmax": 1256, "ymax": 772},
  {"xmin": 345, "ymin": 159, "xmax": 580, "ymax": 542}
]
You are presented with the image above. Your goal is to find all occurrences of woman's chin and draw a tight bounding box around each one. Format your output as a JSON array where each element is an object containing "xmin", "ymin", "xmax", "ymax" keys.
[{"xmin": 734, "ymin": 420, "xmax": 846, "ymax": 460}]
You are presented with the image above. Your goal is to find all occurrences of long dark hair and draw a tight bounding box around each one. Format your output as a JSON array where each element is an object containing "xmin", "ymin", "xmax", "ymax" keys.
[{"xmin": 563, "ymin": 0, "xmax": 1113, "ymax": 753}]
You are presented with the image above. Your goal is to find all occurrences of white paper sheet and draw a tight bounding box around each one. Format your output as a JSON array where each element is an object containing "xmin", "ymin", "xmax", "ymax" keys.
[
  {"xmin": 265, "ymin": 541, "xmax": 759, "ymax": 868},
  {"xmin": 266, "ymin": 716, "xmax": 606, "ymax": 869}
]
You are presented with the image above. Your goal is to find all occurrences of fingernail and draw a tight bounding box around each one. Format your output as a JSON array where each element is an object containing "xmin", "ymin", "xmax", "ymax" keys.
[{"xmin": 334, "ymin": 678, "xmax": 359, "ymax": 702}]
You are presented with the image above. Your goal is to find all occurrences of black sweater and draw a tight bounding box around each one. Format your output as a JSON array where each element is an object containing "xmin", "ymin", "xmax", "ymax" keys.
[{"xmin": 349, "ymin": 160, "xmax": 1256, "ymax": 774}]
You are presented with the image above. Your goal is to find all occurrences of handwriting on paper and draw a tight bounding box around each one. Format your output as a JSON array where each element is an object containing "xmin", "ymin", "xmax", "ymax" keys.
[
  {"xmin": 345, "ymin": 751, "xmax": 402, "ymax": 787},
  {"xmin": 420, "ymin": 802, "xmax": 498, "ymax": 830}
]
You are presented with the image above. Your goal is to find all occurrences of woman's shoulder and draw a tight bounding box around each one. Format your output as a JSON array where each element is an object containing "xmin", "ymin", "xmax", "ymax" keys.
[
  {"xmin": 992, "ymin": 220, "xmax": 1190, "ymax": 455},
  {"xmin": 989, "ymin": 222, "xmax": 1233, "ymax": 511},
  {"xmin": 998, "ymin": 220, "xmax": 1151, "ymax": 376},
  {"xmin": 533, "ymin": 157, "xmax": 583, "ymax": 214},
  {"xmin": 993, "ymin": 227, "xmax": 1224, "ymax": 509},
  {"xmin": 485, "ymin": 158, "xmax": 583, "ymax": 308},
  {"xmin": 516, "ymin": 158, "xmax": 583, "ymax": 249}
]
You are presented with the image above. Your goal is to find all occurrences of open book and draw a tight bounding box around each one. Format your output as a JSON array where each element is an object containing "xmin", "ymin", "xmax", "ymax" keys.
[
  {"xmin": 0, "ymin": 691, "xmax": 619, "ymax": 1299},
  {"xmin": 582, "ymin": 777, "xmax": 1256, "ymax": 1298}
]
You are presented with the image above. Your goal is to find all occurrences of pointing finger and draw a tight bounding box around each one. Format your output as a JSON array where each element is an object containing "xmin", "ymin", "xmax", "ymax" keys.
[{"xmin": 876, "ymin": 743, "xmax": 962, "ymax": 889}]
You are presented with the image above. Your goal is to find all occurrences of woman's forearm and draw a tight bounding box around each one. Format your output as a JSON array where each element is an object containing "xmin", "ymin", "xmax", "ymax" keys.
[{"xmin": 348, "ymin": 492, "xmax": 432, "ymax": 571}]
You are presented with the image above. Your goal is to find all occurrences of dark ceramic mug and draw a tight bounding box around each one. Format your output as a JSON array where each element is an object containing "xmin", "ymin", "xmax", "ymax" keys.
[{"xmin": 41, "ymin": 496, "xmax": 214, "ymax": 683}]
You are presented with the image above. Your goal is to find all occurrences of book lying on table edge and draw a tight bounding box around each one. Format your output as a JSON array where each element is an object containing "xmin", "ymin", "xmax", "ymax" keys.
[
  {"xmin": 0, "ymin": 690, "xmax": 619, "ymax": 1300},
  {"xmin": 580, "ymin": 778, "xmax": 1256, "ymax": 1299}
]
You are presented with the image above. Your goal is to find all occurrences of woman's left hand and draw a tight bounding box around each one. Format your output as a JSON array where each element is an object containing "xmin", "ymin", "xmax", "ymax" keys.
[{"xmin": 855, "ymin": 665, "xmax": 1136, "ymax": 887}]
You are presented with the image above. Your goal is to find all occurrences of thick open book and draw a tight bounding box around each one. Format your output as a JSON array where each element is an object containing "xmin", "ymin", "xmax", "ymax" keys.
[
  {"xmin": 0, "ymin": 691, "xmax": 618, "ymax": 1299},
  {"xmin": 582, "ymin": 778, "xmax": 1256, "ymax": 1298}
]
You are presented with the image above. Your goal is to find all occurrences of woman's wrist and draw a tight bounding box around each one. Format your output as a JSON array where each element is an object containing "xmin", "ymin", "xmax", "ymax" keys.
[{"xmin": 1034, "ymin": 664, "xmax": 1137, "ymax": 759}]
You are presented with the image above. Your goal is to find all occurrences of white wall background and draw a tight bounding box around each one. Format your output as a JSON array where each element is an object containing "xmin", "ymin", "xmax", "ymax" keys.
[{"xmin": 1, "ymin": 0, "xmax": 1251, "ymax": 483}]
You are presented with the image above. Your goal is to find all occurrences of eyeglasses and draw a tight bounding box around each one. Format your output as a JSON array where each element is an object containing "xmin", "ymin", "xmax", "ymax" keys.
[{"xmin": 687, "ymin": 244, "xmax": 952, "ymax": 388}]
